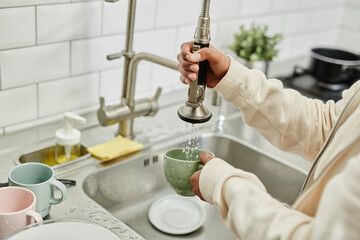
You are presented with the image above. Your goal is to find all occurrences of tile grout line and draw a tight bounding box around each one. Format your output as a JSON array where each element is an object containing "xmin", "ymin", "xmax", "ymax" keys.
[
  {"xmin": 36, "ymin": 83, "xmax": 40, "ymax": 119},
  {"xmin": 69, "ymin": 40, "xmax": 72, "ymax": 77},
  {"xmin": 34, "ymin": 6, "xmax": 38, "ymax": 45},
  {"xmin": 100, "ymin": 0, "xmax": 104, "ymax": 36}
]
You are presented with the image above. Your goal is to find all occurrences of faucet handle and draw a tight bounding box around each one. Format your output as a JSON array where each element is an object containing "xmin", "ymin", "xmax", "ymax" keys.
[
  {"xmin": 107, "ymin": 50, "xmax": 125, "ymax": 61},
  {"xmin": 144, "ymin": 87, "xmax": 162, "ymax": 117},
  {"xmin": 99, "ymin": 97, "xmax": 105, "ymax": 107},
  {"xmin": 153, "ymin": 87, "xmax": 162, "ymax": 101},
  {"xmin": 107, "ymin": 53, "xmax": 122, "ymax": 61}
]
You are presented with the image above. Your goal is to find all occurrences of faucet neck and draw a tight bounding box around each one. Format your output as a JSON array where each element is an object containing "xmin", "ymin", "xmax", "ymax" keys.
[
  {"xmin": 99, "ymin": 0, "xmax": 178, "ymax": 138},
  {"xmin": 121, "ymin": 0, "xmax": 137, "ymax": 99}
]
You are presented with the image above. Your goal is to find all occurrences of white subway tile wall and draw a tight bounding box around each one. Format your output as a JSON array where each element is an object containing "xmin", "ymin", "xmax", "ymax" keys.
[
  {"xmin": 100, "ymin": 68, "xmax": 123, "ymax": 103},
  {"xmin": 155, "ymin": 0, "xmax": 199, "ymax": 28},
  {"xmin": 37, "ymin": 2, "xmax": 102, "ymax": 44},
  {"xmin": 103, "ymin": 0, "xmax": 157, "ymax": 35},
  {"xmin": 0, "ymin": 0, "xmax": 69, "ymax": 8},
  {"xmin": 135, "ymin": 62, "xmax": 153, "ymax": 97},
  {"xmin": 213, "ymin": 19, "xmax": 253, "ymax": 51},
  {"xmin": 301, "ymin": 0, "xmax": 343, "ymax": 8},
  {"xmin": 271, "ymin": 0, "xmax": 302, "ymax": 13},
  {"xmin": 338, "ymin": 0, "xmax": 360, "ymax": 51},
  {"xmin": 0, "ymin": 7, "xmax": 35, "ymax": 50},
  {"xmin": 71, "ymin": 35, "xmax": 124, "ymax": 75},
  {"xmin": 38, "ymin": 73, "xmax": 99, "ymax": 117},
  {"xmin": 211, "ymin": 0, "xmax": 240, "ymax": 21},
  {"xmin": 0, "ymin": 0, "xmax": 359, "ymax": 134},
  {"xmin": 239, "ymin": 0, "xmax": 272, "ymax": 17},
  {"xmin": 255, "ymin": 15, "xmax": 283, "ymax": 36},
  {"xmin": 347, "ymin": 0, "xmax": 360, "ymax": 6},
  {"xmin": 283, "ymin": 11, "xmax": 312, "ymax": 35},
  {"xmin": 176, "ymin": 26, "xmax": 195, "ymax": 51},
  {"xmin": 103, "ymin": 1, "xmax": 127, "ymax": 35},
  {"xmin": 152, "ymin": 60, "xmax": 180, "ymax": 93},
  {"xmin": 310, "ymin": 8, "xmax": 341, "ymax": 30},
  {"xmin": 0, "ymin": 85, "xmax": 37, "ymax": 126},
  {"xmin": 0, "ymin": 43, "xmax": 70, "ymax": 89},
  {"xmin": 133, "ymin": 28, "xmax": 177, "ymax": 57},
  {"xmin": 342, "ymin": 7, "xmax": 360, "ymax": 30}
]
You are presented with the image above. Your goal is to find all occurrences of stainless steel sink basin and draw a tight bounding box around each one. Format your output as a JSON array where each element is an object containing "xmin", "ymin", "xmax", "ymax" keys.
[
  {"xmin": 82, "ymin": 133, "xmax": 307, "ymax": 240},
  {"xmin": 17, "ymin": 144, "xmax": 90, "ymax": 167}
]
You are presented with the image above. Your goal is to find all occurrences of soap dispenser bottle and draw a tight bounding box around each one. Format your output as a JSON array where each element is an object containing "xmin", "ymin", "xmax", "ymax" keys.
[{"xmin": 55, "ymin": 112, "xmax": 86, "ymax": 164}]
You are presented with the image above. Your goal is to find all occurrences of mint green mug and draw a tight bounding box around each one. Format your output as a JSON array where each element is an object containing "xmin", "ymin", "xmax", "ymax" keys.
[
  {"xmin": 8, "ymin": 163, "xmax": 67, "ymax": 217},
  {"xmin": 163, "ymin": 148, "xmax": 214, "ymax": 196}
]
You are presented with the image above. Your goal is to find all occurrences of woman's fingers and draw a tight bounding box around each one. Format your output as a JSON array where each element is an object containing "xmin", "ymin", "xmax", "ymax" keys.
[
  {"xmin": 190, "ymin": 170, "xmax": 204, "ymax": 200},
  {"xmin": 189, "ymin": 151, "xmax": 214, "ymax": 201},
  {"xmin": 177, "ymin": 49, "xmax": 200, "ymax": 84},
  {"xmin": 199, "ymin": 152, "xmax": 215, "ymax": 164},
  {"xmin": 177, "ymin": 55, "xmax": 199, "ymax": 74},
  {"xmin": 180, "ymin": 75, "xmax": 189, "ymax": 84},
  {"xmin": 180, "ymin": 41, "xmax": 194, "ymax": 60}
]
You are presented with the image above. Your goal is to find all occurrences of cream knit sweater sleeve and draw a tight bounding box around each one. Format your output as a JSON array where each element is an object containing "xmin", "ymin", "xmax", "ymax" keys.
[
  {"xmin": 199, "ymin": 57, "xmax": 360, "ymax": 239},
  {"xmin": 199, "ymin": 158, "xmax": 314, "ymax": 240},
  {"xmin": 213, "ymin": 57, "xmax": 351, "ymax": 161},
  {"xmin": 200, "ymin": 155, "xmax": 360, "ymax": 239}
]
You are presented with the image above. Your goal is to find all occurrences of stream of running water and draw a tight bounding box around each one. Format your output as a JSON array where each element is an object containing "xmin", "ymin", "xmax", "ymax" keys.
[{"xmin": 182, "ymin": 123, "xmax": 200, "ymax": 161}]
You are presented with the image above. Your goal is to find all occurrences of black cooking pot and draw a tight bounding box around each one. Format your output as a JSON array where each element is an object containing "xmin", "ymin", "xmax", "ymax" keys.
[{"xmin": 309, "ymin": 48, "xmax": 360, "ymax": 84}]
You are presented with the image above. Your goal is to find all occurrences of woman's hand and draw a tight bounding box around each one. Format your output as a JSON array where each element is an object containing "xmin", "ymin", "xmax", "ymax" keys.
[
  {"xmin": 190, "ymin": 152, "xmax": 215, "ymax": 200},
  {"xmin": 177, "ymin": 42, "xmax": 231, "ymax": 88}
]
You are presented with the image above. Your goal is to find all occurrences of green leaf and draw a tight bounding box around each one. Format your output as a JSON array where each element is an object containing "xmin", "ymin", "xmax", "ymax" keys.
[{"xmin": 229, "ymin": 22, "xmax": 283, "ymax": 62}]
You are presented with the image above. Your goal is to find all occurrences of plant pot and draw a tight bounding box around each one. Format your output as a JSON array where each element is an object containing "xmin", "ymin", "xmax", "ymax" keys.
[
  {"xmin": 235, "ymin": 56, "xmax": 269, "ymax": 75},
  {"xmin": 226, "ymin": 50, "xmax": 269, "ymax": 75}
]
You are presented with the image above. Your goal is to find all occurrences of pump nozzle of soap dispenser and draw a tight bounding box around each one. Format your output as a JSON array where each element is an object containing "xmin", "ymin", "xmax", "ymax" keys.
[{"xmin": 55, "ymin": 112, "xmax": 86, "ymax": 164}]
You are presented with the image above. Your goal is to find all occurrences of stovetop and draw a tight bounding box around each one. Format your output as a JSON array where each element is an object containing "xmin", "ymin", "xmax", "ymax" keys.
[{"xmin": 278, "ymin": 66, "xmax": 355, "ymax": 102}]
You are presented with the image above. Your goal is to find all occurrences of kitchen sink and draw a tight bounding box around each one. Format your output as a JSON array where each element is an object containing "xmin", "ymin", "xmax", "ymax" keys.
[{"xmin": 82, "ymin": 133, "xmax": 307, "ymax": 240}]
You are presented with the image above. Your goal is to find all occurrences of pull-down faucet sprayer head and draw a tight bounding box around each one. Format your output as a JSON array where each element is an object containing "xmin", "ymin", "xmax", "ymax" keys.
[{"xmin": 177, "ymin": 0, "xmax": 212, "ymax": 124}]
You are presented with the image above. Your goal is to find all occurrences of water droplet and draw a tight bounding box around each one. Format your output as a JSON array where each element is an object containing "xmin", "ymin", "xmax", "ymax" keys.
[{"xmin": 69, "ymin": 206, "xmax": 77, "ymax": 213}]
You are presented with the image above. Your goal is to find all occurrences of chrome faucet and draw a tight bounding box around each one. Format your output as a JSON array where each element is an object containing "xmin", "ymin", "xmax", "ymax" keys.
[{"xmin": 97, "ymin": 0, "xmax": 178, "ymax": 138}]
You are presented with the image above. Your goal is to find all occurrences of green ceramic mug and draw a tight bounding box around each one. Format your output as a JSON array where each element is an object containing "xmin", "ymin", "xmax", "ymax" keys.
[
  {"xmin": 163, "ymin": 148, "xmax": 214, "ymax": 196},
  {"xmin": 8, "ymin": 163, "xmax": 67, "ymax": 218}
]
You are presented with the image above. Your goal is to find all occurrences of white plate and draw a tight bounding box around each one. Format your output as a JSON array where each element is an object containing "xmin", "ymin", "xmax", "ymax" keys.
[
  {"xmin": 148, "ymin": 194, "xmax": 206, "ymax": 235},
  {"xmin": 5, "ymin": 221, "xmax": 120, "ymax": 240}
]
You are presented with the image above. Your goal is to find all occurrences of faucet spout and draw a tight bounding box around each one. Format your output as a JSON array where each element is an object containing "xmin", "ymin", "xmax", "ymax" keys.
[
  {"xmin": 98, "ymin": 0, "xmax": 179, "ymax": 138},
  {"xmin": 126, "ymin": 52, "xmax": 178, "ymax": 110}
]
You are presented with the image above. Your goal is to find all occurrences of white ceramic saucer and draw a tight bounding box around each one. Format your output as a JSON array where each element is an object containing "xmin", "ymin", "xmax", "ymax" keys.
[
  {"xmin": 5, "ymin": 220, "xmax": 120, "ymax": 240},
  {"xmin": 148, "ymin": 194, "xmax": 206, "ymax": 235}
]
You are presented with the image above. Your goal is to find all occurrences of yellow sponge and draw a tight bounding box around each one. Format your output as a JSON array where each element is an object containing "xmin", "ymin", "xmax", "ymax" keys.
[{"xmin": 87, "ymin": 136, "xmax": 143, "ymax": 161}]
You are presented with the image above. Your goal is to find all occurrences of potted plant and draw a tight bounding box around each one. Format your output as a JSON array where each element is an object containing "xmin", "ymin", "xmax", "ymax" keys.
[{"xmin": 230, "ymin": 23, "xmax": 282, "ymax": 74}]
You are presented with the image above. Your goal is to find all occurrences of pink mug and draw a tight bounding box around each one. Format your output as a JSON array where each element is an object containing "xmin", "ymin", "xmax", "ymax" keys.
[{"xmin": 0, "ymin": 187, "xmax": 43, "ymax": 239}]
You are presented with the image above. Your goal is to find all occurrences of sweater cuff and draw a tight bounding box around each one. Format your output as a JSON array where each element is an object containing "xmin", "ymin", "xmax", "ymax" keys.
[
  {"xmin": 199, "ymin": 158, "xmax": 235, "ymax": 204},
  {"xmin": 199, "ymin": 158, "xmax": 266, "ymax": 205}
]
